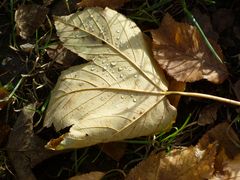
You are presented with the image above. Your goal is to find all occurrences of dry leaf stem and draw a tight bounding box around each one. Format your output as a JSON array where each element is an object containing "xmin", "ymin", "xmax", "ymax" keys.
[
  {"xmin": 162, "ymin": 91, "xmax": 240, "ymax": 106},
  {"xmin": 62, "ymin": 87, "xmax": 240, "ymax": 106}
]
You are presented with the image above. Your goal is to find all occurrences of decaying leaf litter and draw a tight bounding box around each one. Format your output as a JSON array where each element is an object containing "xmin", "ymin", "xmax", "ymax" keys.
[{"xmin": 0, "ymin": 1, "xmax": 238, "ymax": 178}]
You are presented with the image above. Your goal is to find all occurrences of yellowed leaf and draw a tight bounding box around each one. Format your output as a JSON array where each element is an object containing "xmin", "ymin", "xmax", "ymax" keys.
[
  {"xmin": 151, "ymin": 13, "xmax": 228, "ymax": 84},
  {"xmin": 44, "ymin": 8, "xmax": 176, "ymax": 150}
]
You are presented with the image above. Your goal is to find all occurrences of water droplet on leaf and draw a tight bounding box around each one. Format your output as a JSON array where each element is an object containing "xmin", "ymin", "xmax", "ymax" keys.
[{"xmin": 118, "ymin": 67, "xmax": 123, "ymax": 71}]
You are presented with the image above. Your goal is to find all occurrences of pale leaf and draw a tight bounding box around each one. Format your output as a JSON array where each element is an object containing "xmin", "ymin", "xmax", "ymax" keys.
[{"xmin": 43, "ymin": 7, "xmax": 176, "ymax": 150}]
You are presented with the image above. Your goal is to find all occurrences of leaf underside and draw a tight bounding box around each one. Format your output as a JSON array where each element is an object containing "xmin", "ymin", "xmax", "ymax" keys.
[{"xmin": 44, "ymin": 7, "xmax": 176, "ymax": 150}]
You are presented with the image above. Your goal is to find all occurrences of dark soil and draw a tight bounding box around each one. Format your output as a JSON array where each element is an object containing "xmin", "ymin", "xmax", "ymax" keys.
[{"xmin": 0, "ymin": 0, "xmax": 240, "ymax": 179}]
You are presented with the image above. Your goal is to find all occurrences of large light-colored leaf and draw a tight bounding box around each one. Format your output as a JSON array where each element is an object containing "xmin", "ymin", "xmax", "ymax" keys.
[{"xmin": 43, "ymin": 7, "xmax": 176, "ymax": 150}]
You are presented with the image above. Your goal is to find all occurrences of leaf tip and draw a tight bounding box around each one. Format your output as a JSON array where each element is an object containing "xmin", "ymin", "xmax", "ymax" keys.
[{"xmin": 45, "ymin": 135, "xmax": 65, "ymax": 150}]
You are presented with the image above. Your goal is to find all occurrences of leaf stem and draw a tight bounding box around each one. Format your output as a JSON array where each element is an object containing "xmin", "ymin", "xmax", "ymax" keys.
[{"xmin": 161, "ymin": 91, "xmax": 240, "ymax": 106}]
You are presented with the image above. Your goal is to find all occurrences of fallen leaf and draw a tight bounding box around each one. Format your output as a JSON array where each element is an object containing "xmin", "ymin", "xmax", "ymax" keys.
[
  {"xmin": 7, "ymin": 104, "xmax": 61, "ymax": 180},
  {"xmin": 51, "ymin": 0, "xmax": 80, "ymax": 16},
  {"xmin": 46, "ymin": 43, "xmax": 79, "ymax": 66},
  {"xmin": 197, "ymin": 103, "xmax": 219, "ymax": 126},
  {"xmin": 216, "ymin": 153, "xmax": 240, "ymax": 179},
  {"xmin": 77, "ymin": 0, "xmax": 130, "ymax": 9},
  {"xmin": 192, "ymin": 9, "xmax": 219, "ymax": 41},
  {"xmin": 100, "ymin": 142, "xmax": 126, "ymax": 161},
  {"xmin": 166, "ymin": 75, "xmax": 186, "ymax": 108},
  {"xmin": 0, "ymin": 121, "xmax": 11, "ymax": 146},
  {"xmin": 198, "ymin": 122, "xmax": 240, "ymax": 159},
  {"xmin": 15, "ymin": 4, "xmax": 48, "ymax": 39},
  {"xmin": 69, "ymin": 171, "xmax": 105, "ymax": 180},
  {"xmin": 0, "ymin": 86, "xmax": 9, "ymax": 110},
  {"xmin": 233, "ymin": 80, "xmax": 240, "ymax": 101},
  {"xmin": 151, "ymin": 13, "xmax": 228, "ymax": 84},
  {"xmin": 43, "ymin": 7, "xmax": 177, "ymax": 150},
  {"xmin": 126, "ymin": 144, "xmax": 217, "ymax": 180}
]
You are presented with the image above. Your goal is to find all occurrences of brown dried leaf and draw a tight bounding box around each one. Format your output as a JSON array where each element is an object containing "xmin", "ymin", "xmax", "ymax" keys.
[
  {"xmin": 51, "ymin": 0, "xmax": 80, "ymax": 16},
  {"xmin": 100, "ymin": 142, "xmax": 126, "ymax": 161},
  {"xmin": 0, "ymin": 86, "xmax": 9, "ymax": 110},
  {"xmin": 166, "ymin": 75, "xmax": 186, "ymax": 108},
  {"xmin": 197, "ymin": 103, "xmax": 219, "ymax": 126},
  {"xmin": 15, "ymin": 4, "xmax": 48, "ymax": 39},
  {"xmin": 126, "ymin": 144, "xmax": 217, "ymax": 180},
  {"xmin": 198, "ymin": 122, "xmax": 240, "ymax": 159},
  {"xmin": 0, "ymin": 121, "xmax": 11, "ymax": 146},
  {"xmin": 46, "ymin": 43, "xmax": 79, "ymax": 66},
  {"xmin": 69, "ymin": 171, "xmax": 105, "ymax": 180},
  {"xmin": 192, "ymin": 9, "xmax": 219, "ymax": 41},
  {"xmin": 151, "ymin": 13, "xmax": 228, "ymax": 84},
  {"xmin": 7, "ymin": 104, "xmax": 61, "ymax": 180},
  {"xmin": 77, "ymin": 0, "xmax": 130, "ymax": 9},
  {"xmin": 233, "ymin": 80, "xmax": 240, "ymax": 101}
]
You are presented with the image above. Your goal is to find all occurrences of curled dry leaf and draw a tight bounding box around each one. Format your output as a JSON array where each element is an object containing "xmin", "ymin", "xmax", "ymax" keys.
[
  {"xmin": 43, "ymin": 7, "xmax": 177, "ymax": 150},
  {"xmin": 151, "ymin": 13, "xmax": 228, "ymax": 84},
  {"xmin": 77, "ymin": 0, "xmax": 130, "ymax": 9},
  {"xmin": 7, "ymin": 104, "xmax": 61, "ymax": 180},
  {"xmin": 126, "ymin": 144, "xmax": 217, "ymax": 180},
  {"xmin": 15, "ymin": 4, "xmax": 48, "ymax": 39}
]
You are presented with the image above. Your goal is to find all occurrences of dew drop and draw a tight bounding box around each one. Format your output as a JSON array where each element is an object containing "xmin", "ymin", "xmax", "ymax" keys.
[
  {"xmin": 90, "ymin": 15, "xmax": 93, "ymax": 18},
  {"xmin": 90, "ymin": 67, "xmax": 95, "ymax": 71},
  {"xmin": 120, "ymin": 74, "xmax": 123, "ymax": 78},
  {"xmin": 118, "ymin": 67, "xmax": 123, "ymax": 71},
  {"xmin": 110, "ymin": 62, "xmax": 117, "ymax": 66},
  {"xmin": 121, "ymin": 95, "xmax": 124, "ymax": 99},
  {"xmin": 116, "ymin": 30, "xmax": 120, "ymax": 33},
  {"xmin": 133, "ymin": 98, "xmax": 137, "ymax": 102},
  {"xmin": 103, "ymin": 66, "xmax": 107, "ymax": 71},
  {"xmin": 116, "ymin": 36, "xmax": 120, "ymax": 40},
  {"xmin": 134, "ymin": 74, "xmax": 137, "ymax": 78}
]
